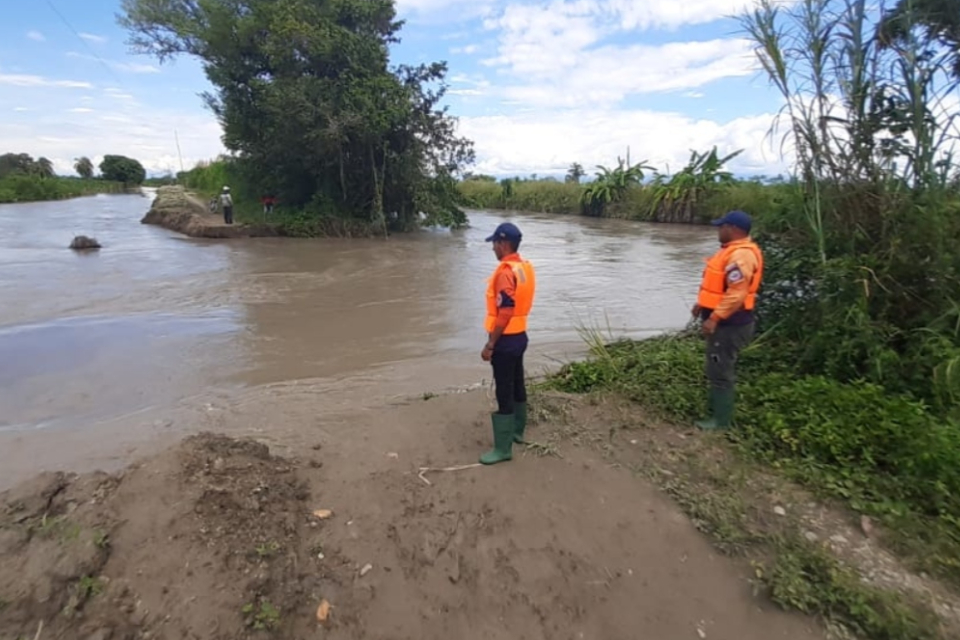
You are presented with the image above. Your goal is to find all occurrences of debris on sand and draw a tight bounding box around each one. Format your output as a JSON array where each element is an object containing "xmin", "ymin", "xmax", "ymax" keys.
[
  {"xmin": 69, "ymin": 235, "xmax": 101, "ymax": 250},
  {"xmin": 0, "ymin": 433, "xmax": 351, "ymax": 640},
  {"xmin": 316, "ymin": 599, "xmax": 331, "ymax": 624}
]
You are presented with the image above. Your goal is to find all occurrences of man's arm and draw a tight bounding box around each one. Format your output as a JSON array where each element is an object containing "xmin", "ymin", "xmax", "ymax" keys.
[
  {"xmin": 486, "ymin": 269, "xmax": 517, "ymax": 349},
  {"xmin": 708, "ymin": 249, "xmax": 758, "ymax": 321}
]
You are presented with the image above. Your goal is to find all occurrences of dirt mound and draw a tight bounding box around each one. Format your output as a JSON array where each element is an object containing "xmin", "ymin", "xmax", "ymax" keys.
[
  {"xmin": 0, "ymin": 433, "xmax": 340, "ymax": 640},
  {"xmin": 141, "ymin": 186, "xmax": 278, "ymax": 238}
]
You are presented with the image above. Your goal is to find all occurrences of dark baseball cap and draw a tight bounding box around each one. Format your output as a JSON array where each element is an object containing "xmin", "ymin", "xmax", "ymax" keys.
[
  {"xmin": 485, "ymin": 222, "xmax": 522, "ymax": 243},
  {"xmin": 711, "ymin": 210, "xmax": 752, "ymax": 232}
]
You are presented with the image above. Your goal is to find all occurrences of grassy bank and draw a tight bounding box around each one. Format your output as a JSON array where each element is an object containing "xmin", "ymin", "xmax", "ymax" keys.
[
  {"xmin": 548, "ymin": 334, "xmax": 960, "ymax": 591},
  {"xmin": 457, "ymin": 173, "xmax": 790, "ymax": 223},
  {"xmin": 0, "ymin": 175, "xmax": 127, "ymax": 204},
  {"xmin": 526, "ymin": 387, "xmax": 950, "ymax": 639}
]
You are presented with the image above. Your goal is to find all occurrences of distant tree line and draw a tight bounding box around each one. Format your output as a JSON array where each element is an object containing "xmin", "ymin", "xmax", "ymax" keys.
[{"xmin": 0, "ymin": 152, "xmax": 146, "ymax": 186}]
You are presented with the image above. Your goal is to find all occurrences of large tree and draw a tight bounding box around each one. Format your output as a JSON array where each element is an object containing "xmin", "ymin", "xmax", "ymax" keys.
[
  {"xmin": 74, "ymin": 156, "xmax": 95, "ymax": 179},
  {"xmin": 100, "ymin": 155, "xmax": 146, "ymax": 185},
  {"xmin": 118, "ymin": 0, "xmax": 475, "ymax": 230}
]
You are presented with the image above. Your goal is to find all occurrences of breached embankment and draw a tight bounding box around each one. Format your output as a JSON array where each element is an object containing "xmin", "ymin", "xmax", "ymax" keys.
[{"xmin": 141, "ymin": 185, "xmax": 278, "ymax": 238}]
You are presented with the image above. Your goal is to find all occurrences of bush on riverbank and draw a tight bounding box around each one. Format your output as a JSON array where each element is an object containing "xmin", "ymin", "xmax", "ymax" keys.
[{"xmin": 0, "ymin": 174, "xmax": 126, "ymax": 203}]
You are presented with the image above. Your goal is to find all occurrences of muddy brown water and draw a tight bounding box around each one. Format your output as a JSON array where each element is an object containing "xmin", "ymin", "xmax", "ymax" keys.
[{"xmin": 0, "ymin": 191, "xmax": 715, "ymax": 488}]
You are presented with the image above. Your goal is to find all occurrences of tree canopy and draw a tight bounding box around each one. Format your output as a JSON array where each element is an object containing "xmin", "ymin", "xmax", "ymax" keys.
[
  {"xmin": 119, "ymin": 0, "xmax": 475, "ymax": 230},
  {"xmin": 99, "ymin": 155, "xmax": 146, "ymax": 185}
]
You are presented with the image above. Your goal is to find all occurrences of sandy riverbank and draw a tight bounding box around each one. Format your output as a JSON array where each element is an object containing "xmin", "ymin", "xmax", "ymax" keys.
[{"xmin": 0, "ymin": 387, "xmax": 828, "ymax": 640}]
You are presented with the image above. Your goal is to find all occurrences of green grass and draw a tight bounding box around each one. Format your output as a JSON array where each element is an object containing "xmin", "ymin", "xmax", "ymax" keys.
[
  {"xmin": 456, "ymin": 178, "xmax": 790, "ymax": 222},
  {"xmin": 761, "ymin": 539, "xmax": 939, "ymax": 640},
  {"xmin": 0, "ymin": 175, "xmax": 126, "ymax": 203},
  {"xmin": 242, "ymin": 599, "xmax": 281, "ymax": 630}
]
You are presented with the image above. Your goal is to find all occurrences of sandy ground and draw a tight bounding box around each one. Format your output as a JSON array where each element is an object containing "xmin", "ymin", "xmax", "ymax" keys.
[{"xmin": 0, "ymin": 388, "xmax": 826, "ymax": 640}]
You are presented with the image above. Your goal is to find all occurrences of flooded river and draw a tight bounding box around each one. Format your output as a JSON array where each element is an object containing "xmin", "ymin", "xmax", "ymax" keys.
[{"xmin": 0, "ymin": 191, "xmax": 715, "ymax": 485}]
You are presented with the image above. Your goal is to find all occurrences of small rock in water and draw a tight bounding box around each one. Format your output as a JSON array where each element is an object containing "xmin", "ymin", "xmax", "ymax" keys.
[
  {"xmin": 804, "ymin": 531, "xmax": 819, "ymax": 543},
  {"xmin": 360, "ymin": 563, "xmax": 373, "ymax": 577},
  {"xmin": 70, "ymin": 235, "xmax": 101, "ymax": 250},
  {"xmin": 829, "ymin": 534, "xmax": 849, "ymax": 545},
  {"xmin": 773, "ymin": 506, "xmax": 787, "ymax": 516}
]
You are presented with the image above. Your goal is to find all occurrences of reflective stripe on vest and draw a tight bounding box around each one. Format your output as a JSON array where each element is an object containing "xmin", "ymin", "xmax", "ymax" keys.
[
  {"xmin": 485, "ymin": 259, "xmax": 536, "ymax": 334},
  {"xmin": 696, "ymin": 240, "xmax": 764, "ymax": 311}
]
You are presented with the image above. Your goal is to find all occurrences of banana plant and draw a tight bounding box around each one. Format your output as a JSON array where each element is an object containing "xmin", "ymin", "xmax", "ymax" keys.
[
  {"xmin": 649, "ymin": 146, "xmax": 743, "ymax": 218},
  {"xmin": 580, "ymin": 155, "xmax": 654, "ymax": 215}
]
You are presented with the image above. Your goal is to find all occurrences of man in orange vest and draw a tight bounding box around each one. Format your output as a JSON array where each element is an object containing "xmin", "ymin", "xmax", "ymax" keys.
[
  {"xmin": 691, "ymin": 210, "xmax": 763, "ymax": 430},
  {"xmin": 480, "ymin": 222, "xmax": 536, "ymax": 465}
]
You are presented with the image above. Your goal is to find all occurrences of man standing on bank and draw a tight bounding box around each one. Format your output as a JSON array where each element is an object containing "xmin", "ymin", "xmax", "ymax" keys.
[
  {"xmin": 220, "ymin": 186, "xmax": 234, "ymax": 225},
  {"xmin": 692, "ymin": 210, "xmax": 764, "ymax": 430},
  {"xmin": 480, "ymin": 222, "xmax": 536, "ymax": 465}
]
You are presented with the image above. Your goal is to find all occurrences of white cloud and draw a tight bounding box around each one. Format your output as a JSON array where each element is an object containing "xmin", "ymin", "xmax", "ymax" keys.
[
  {"xmin": 79, "ymin": 32, "xmax": 107, "ymax": 44},
  {"xmin": 0, "ymin": 88, "xmax": 225, "ymax": 176},
  {"xmin": 477, "ymin": 1, "xmax": 760, "ymax": 109},
  {"xmin": 13, "ymin": 107, "xmax": 30, "ymax": 112},
  {"xmin": 494, "ymin": 39, "xmax": 756, "ymax": 107},
  {"xmin": 456, "ymin": 108, "xmax": 786, "ymax": 176},
  {"xmin": 26, "ymin": 30, "xmax": 46, "ymax": 42},
  {"xmin": 451, "ymin": 44, "xmax": 480, "ymax": 54},
  {"xmin": 0, "ymin": 74, "xmax": 92, "ymax": 89},
  {"xmin": 66, "ymin": 52, "xmax": 160, "ymax": 74},
  {"xmin": 600, "ymin": 0, "xmax": 768, "ymax": 31}
]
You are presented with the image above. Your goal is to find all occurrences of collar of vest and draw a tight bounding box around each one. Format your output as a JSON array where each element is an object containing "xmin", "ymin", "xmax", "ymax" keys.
[
  {"xmin": 499, "ymin": 253, "xmax": 522, "ymax": 262},
  {"xmin": 720, "ymin": 237, "xmax": 753, "ymax": 249}
]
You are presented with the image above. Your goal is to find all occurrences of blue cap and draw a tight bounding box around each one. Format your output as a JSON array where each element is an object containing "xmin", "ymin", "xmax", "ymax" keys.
[
  {"xmin": 485, "ymin": 222, "xmax": 522, "ymax": 243},
  {"xmin": 711, "ymin": 210, "xmax": 752, "ymax": 232}
]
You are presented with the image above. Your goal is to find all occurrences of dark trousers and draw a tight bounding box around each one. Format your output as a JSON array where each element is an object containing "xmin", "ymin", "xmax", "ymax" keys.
[
  {"xmin": 223, "ymin": 206, "xmax": 233, "ymax": 224},
  {"xmin": 491, "ymin": 350, "xmax": 527, "ymax": 415},
  {"xmin": 705, "ymin": 322, "xmax": 756, "ymax": 390}
]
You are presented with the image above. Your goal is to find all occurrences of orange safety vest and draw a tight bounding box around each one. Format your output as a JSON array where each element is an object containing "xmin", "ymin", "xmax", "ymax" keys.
[
  {"xmin": 485, "ymin": 257, "xmax": 536, "ymax": 334},
  {"xmin": 696, "ymin": 239, "xmax": 764, "ymax": 311}
]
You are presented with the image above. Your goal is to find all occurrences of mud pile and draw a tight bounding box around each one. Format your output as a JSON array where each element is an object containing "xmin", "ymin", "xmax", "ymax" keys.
[
  {"xmin": 0, "ymin": 433, "xmax": 344, "ymax": 640},
  {"xmin": 141, "ymin": 186, "xmax": 277, "ymax": 238}
]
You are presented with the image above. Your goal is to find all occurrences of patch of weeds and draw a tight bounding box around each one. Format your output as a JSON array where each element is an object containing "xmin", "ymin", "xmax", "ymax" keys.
[
  {"xmin": 76, "ymin": 576, "xmax": 104, "ymax": 601},
  {"xmin": 32, "ymin": 515, "xmax": 82, "ymax": 542},
  {"xmin": 522, "ymin": 441, "xmax": 563, "ymax": 459},
  {"xmin": 93, "ymin": 530, "xmax": 110, "ymax": 550},
  {"xmin": 641, "ymin": 461, "xmax": 767, "ymax": 556},
  {"xmin": 242, "ymin": 599, "xmax": 280, "ymax": 630},
  {"xmin": 421, "ymin": 392, "xmax": 437, "ymax": 401},
  {"xmin": 758, "ymin": 537, "xmax": 940, "ymax": 640},
  {"xmin": 255, "ymin": 541, "xmax": 281, "ymax": 558}
]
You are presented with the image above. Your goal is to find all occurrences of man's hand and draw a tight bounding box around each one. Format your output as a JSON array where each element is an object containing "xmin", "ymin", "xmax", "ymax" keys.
[
  {"xmin": 481, "ymin": 344, "xmax": 494, "ymax": 361},
  {"xmin": 702, "ymin": 317, "xmax": 718, "ymax": 336},
  {"xmin": 691, "ymin": 303, "xmax": 701, "ymax": 318}
]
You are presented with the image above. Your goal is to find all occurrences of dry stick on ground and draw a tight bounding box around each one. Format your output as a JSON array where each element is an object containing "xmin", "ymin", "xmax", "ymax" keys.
[{"xmin": 417, "ymin": 464, "xmax": 482, "ymax": 485}]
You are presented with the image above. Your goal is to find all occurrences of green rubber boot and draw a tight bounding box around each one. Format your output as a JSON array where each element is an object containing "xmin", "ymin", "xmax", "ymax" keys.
[
  {"xmin": 513, "ymin": 402, "xmax": 528, "ymax": 444},
  {"xmin": 696, "ymin": 388, "xmax": 735, "ymax": 431},
  {"xmin": 694, "ymin": 387, "xmax": 719, "ymax": 430},
  {"xmin": 480, "ymin": 413, "xmax": 514, "ymax": 465}
]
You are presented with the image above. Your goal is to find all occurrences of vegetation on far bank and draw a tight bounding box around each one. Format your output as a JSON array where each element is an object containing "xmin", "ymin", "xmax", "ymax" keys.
[
  {"xmin": 0, "ymin": 152, "xmax": 145, "ymax": 204},
  {"xmin": 544, "ymin": 0, "xmax": 960, "ymax": 632},
  {"xmin": 120, "ymin": 0, "xmax": 474, "ymax": 236},
  {"xmin": 457, "ymin": 153, "xmax": 791, "ymax": 224}
]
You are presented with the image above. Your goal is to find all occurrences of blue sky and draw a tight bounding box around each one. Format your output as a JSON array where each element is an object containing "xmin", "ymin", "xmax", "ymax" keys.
[{"xmin": 0, "ymin": 0, "xmax": 794, "ymax": 178}]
